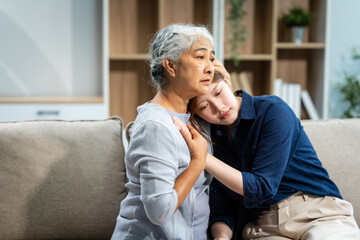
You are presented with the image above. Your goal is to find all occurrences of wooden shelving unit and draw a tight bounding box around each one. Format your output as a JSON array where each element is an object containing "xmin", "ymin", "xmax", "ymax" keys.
[
  {"xmin": 109, "ymin": 0, "xmax": 327, "ymax": 123},
  {"xmin": 221, "ymin": 0, "xmax": 326, "ymax": 119},
  {"xmin": 276, "ymin": 43, "xmax": 325, "ymax": 49}
]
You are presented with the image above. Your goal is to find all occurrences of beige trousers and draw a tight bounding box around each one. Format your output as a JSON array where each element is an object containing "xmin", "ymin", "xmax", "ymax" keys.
[{"xmin": 243, "ymin": 192, "xmax": 360, "ymax": 240}]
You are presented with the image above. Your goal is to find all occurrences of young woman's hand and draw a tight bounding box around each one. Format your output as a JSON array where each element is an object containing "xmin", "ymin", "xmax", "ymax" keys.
[
  {"xmin": 213, "ymin": 59, "xmax": 231, "ymax": 87},
  {"xmin": 211, "ymin": 222, "xmax": 233, "ymax": 240},
  {"xmin": 172, "ymin": 116, "xmax": 207, "ymax": 168}
]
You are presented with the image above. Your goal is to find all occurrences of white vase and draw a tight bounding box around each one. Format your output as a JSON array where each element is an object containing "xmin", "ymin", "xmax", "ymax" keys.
[{"xmin": 291, "ymin": 27, "xmax": 305, "ymax": 44}]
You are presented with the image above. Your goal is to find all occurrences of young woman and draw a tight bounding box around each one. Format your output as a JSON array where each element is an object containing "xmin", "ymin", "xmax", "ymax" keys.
[
  {"xmin": 111, "ymin": 24, "xmax": 214, "ymax": 240},
  {"xmin": 173, "ymin": 60, "xmax": 360, "ymax": 240}
]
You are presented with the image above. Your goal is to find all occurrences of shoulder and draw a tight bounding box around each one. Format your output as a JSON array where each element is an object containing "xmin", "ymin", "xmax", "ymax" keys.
[
  {"xmin": 132, "ymin": 103, "xmax": 177, "ymax": 141},
  {"xmin": 252, "ymin": 95, "xmax": 302, "ymax": 133},
  {"xmin": 127, "ymin": 103, "xmax": 189, "ymax": 167},
  {"xmin": 254, "ymin": 94, "xmax": 286, "ymax": 107},
  {"xmin": 254, "ymin": 95, "xmax": 294, "ymax": 118}
]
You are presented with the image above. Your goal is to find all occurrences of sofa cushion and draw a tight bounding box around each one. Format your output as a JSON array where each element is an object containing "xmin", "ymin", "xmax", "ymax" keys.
[
  {"xmin": 125, "ymin": 121, "xmax": 134, "ymax": 143},
  {"xmin": 302, "ymin": 118, "xmax": 360, "ymax": 225},
  {"xmin": 0, "ymin": 117, "xmax": 126, "ymax": 240}
]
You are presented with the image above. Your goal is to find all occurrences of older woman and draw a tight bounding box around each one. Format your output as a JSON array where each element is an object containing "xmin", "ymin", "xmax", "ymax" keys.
[{"xmin": 111, "ymin": 24, "xmax": 215, "ymax": 240}]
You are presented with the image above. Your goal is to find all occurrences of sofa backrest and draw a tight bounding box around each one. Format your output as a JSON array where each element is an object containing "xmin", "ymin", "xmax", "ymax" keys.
[
  {"xmin": 302, "ymin": 118, "xmax": 360, "ymax": 225},
  {"xmin": 0, "ymin": 118, "xmax": 126, "ymax": 240},
  {"xmin": 124, "ymin": 119, "xmax": 360, "ymax": 226}
]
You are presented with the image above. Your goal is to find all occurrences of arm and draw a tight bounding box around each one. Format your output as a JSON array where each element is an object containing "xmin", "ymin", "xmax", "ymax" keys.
[
  {"xmin": 206, "ymin": 153, "xmax": 244, "ymax": 195},
  {"xmin": 209, "ymin": 179, "xmax": 238, "ymax": 239},
  {"xmin": 240, "ymin": 103, "xmax": 301, "ymax": 208},
  {"xmin": 211, "ymin": 222, "xmax": 233, "ymax": 240},
  {"xmin": 173, "ymin": 116, "xmax": 244, "ymax": 196},
  {"xmin": 173, "ymin": 122, "xmax": 207, "ymax": 210},
  {"xmin": 134, "ymin": 121, "xmax": 206, "ymax": 225},
  {"xmin": 173, "ymin": 117, "xmax": 243, "ymax": 236}
]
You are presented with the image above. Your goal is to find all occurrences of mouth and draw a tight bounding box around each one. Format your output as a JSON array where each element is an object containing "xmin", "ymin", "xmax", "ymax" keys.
[
  {"xmin": 220, "ymin": 110, "xmax": 231, "ymax": 120},
  {"xmin": 200, "ymin": 79, "xmax": 211, "ymax": 85}
]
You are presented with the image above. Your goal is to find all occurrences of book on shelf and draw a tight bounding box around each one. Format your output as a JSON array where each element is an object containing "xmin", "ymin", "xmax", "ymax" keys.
[
  {"xmin": 238, "ymin": 72, "xmax": 253, "ymax": 95},
  {"xmin": 273, "ymin": 78, "xmax": 320, "ymax": 120},
  {"xmin": 230, "ymin": 71, "xmax": 253, "ymax": 95},
  {"xmin": 273, "ymin": 78, "xmax": 282, "ymax": 97},
  {"xmin": 230, "ymin": 72, "xmax": 240, "ymax": 92},
  {"xmin": 273, "ymin": 78, "xmax": 301, "ymax": 118},
  {"xmin": 301, "ymin": 90, "xmax": 320, "ymax": 120}
]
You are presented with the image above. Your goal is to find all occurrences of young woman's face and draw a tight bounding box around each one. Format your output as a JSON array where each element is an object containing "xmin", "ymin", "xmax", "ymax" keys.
[
  {"xmin": 191, "ymin": 80, "xmax": 240, "ymax": 125},
  {"xmin": 175, "ymin": 37, "xmax": 215, "ymax": 98}
]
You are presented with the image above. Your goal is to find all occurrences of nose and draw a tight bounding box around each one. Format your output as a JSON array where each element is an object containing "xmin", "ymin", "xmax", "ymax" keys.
[
  {"xmin": 210, "ymin": 99, "xmax": 223, "ymax": 115},
  {"xmin": 205, "ymin": 58, "xmax": 214, "ymax": 75}
]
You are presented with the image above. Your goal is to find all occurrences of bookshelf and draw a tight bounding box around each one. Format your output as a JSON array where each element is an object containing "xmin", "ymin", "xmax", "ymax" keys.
[{"xmin": 216, "ymin": 0, "xmax": 327, "ymax": 119}]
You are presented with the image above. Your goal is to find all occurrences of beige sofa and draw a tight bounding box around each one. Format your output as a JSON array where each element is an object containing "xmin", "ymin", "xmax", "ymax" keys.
[{"xmin": 0, "ymin": 117, "xmax": 359, "ymax": 239}]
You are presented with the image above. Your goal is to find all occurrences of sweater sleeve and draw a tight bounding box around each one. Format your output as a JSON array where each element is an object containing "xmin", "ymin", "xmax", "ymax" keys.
[{"xmin": 128, "ymin": 121, "xmax": 183, "ymax": 225}]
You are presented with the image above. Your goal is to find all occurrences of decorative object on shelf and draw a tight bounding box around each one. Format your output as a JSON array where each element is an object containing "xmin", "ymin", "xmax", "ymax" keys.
[
  {"xmin": 282, "ymin": 7, "xmax": 312, "ymax": 44},
  {"xmin": 226, "ymin": 0, "xmax": 249, "ymax": 66},
  {"xmin": 338, "ymin": 47, "xmax": 360, "ymax": 118}
]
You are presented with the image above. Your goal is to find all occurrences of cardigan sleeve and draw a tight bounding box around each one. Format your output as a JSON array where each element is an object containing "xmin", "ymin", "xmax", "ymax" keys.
[{"xmin": 128, "ymin": 121, "xmax": 184, "ymax": 225}]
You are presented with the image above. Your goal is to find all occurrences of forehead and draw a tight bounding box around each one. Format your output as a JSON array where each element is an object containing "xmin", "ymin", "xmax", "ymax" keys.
[
  {"xmin": 189, "ymin": 36, "xmax": 214, "ymax": 52},
  {"xmin": 195, "ymin": 81, "xmax": 221, "ymax": 103}
]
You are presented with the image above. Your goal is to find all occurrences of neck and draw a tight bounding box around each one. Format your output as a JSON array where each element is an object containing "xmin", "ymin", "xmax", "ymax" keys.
[{"xmin": 151, "ymin": 89, "xmax": 189, "ymax": 113}]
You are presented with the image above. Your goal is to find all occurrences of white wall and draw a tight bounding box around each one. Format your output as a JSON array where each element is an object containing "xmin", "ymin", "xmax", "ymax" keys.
[
  {"xmin": 324, "ymin": 0, "xmax": 360, "ymax": 118},
  {"xmin": 0, "ymin": 0, "xmax": 102, "ymax": 97}
]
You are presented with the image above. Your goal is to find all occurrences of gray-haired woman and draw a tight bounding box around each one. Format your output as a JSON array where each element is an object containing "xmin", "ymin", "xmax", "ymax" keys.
[{"xmin": 111, "ymin": 24, "xmax": 215, "ymax": 240}]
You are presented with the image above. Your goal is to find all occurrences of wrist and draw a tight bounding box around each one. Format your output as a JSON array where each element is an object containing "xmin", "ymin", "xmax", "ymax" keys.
[{"xmin": 189, "ymin": 157, "xmax": 206, "ymax": 171}]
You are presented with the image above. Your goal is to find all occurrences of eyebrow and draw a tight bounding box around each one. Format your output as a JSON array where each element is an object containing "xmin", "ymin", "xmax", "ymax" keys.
[
  {"xmin": 210, "ymin": 82, "xmax": 221, "ymax": 94},
  {"xmin": 197, "ymin": 82, "xmax": 221, "ymax": 104},
  {"xmin": 194, "ymin": 47, "xmax": 215, "ymax": 55}
]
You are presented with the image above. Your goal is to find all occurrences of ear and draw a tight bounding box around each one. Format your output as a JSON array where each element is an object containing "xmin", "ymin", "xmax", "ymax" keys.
[{"xmin": 163, "ymin": 58, "xmax": 177, "ymax": 78}]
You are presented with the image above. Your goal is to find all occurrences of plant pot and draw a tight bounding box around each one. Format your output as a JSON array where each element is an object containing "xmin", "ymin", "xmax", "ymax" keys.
[{"xmin": 291, "ymin": 27, "xmax": 305, "ymax": 44}]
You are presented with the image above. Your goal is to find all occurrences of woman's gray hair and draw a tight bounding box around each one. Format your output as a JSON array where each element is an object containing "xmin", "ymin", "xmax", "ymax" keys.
[{"xmin": 149, "ymin": 23, "xmax": 214, "ymax": 90}]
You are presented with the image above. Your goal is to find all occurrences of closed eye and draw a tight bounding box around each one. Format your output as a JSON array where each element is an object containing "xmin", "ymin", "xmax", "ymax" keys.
[
  {"xmin": 200, "ymin": 103, "xmax": 208, "ymax": 111},
  {"xmin": 215, "ymin": 89, "xmax": 222, "ymax": 96}
]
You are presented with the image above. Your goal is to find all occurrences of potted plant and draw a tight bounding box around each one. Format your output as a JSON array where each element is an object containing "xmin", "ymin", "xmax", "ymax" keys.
[
  {"xmin": 226, "ymin": 0, "xmax": 249, "ymax": 66},
  {"xmin": 338, "ymin": 47, "xmax": 360, "ymax": 118},
  {"xmin": 282, "ymin": 7, "xmax": 312, "ymax": 44}
]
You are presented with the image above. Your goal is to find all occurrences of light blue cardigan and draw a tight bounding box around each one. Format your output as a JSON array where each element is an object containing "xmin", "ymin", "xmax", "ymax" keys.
[{"xmin": 111, "ymin": 103, "xmax": 212, "ymax": 240}]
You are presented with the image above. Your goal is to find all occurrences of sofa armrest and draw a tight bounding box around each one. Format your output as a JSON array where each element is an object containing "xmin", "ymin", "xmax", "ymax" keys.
[{"xmin": 302, "ymin": 118, "xmax": 360, "ymax": 225}]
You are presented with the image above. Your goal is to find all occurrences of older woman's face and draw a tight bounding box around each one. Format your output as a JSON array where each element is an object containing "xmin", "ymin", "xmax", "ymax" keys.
[{"xmin": 175, "ymin": 36, "xmax": 215, "ymax": 98}]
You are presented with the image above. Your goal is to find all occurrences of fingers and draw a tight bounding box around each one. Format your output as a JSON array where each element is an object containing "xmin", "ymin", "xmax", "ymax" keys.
[
  {"xmin": 213, "ymin": 59, "xmax": 231, "ymax": 87},
  {"xmin": 185, "ymin": 124, "xmax": 199, "ymax": 139},
  {"xmin": 213, "ymin": 59, "xmax": 223, "ymax": 67},
  {"xmin": 172, "ymin": 116, "xmax": 192, "ymax": 140}
]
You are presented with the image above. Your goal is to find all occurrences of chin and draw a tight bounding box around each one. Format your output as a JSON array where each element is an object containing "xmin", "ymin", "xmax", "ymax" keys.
[{"xmin": 198, "ymin": 87, "xmax": 210, "ymax": 95}]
